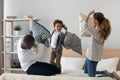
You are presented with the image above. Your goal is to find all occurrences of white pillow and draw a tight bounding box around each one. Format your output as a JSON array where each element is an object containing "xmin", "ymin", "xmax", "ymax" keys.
[
  {"xmin": 79, "ymin": 13, "xmax": 93, "ymax": 37},
  {"xmin": 97, "ymin": 57, "xmax": 119, "ymax": 72},
  {"xmin": 61, "ymin": 57, "xmax": 85, "ymax": 73}
]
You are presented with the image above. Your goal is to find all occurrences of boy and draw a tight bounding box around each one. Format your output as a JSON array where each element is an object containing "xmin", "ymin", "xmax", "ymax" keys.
[{"xmin": 50, "ymin": 19, "xmax": 67, "ymax": 70}]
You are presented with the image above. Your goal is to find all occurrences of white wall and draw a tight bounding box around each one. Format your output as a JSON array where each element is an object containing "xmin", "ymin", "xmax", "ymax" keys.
[
  {"xmin": 4, "ymin": 0, "xmax": 120, "ymax": 61},
  {"xmin": 4, "ymin": 0, "xmax": 120, "ymax": 48}
]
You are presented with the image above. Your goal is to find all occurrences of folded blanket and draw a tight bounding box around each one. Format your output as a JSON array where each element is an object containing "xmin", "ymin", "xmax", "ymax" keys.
[
  {"xmin": 30, "ymin": 20, "xmax": 51, "ymax": 48},
  {"xmin": 63, "ymin": 31, "xmax": 82, "ymax": 55}
]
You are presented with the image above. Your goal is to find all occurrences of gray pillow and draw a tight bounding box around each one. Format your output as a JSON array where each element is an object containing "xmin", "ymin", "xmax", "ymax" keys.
[{"xmin": 63, "ymin": 31, "xmax": 82, "ymax": 55}]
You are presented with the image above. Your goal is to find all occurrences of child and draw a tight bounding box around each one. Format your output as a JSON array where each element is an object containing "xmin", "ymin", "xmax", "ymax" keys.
[
  {"xmin": 82, "ymin": 10, "xmax": 111, "ymax": 77},
  {"xmin": 17, "ymin": 34, "xmax": 60, "ymax": 76},
  {"xmin": 50, "ymin": 19, "xmax": 67, "ymax": 70}
]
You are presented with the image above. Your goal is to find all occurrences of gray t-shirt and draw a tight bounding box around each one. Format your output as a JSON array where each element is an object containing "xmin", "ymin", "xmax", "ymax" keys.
[{"xmin": 83, "ymin": 22, "xmax": 104, "ymax": 61}]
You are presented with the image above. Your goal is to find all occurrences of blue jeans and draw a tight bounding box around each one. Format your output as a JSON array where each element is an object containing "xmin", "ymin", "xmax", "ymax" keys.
[
  {"xmin": 84, "ymin": 58, "xmax": 114, "ymax": 78},
  {"xmin": 26, "ymin": 62, "xmax": 61, "ymax": 76},
  {"xmin": 97, "ymin": 73, "xmax": 114, "ymax": 78}
]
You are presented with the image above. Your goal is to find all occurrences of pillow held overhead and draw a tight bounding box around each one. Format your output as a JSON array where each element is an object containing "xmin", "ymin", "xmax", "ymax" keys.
[
  {"xmin": 79, "ymin": 13, "xmax": 93, "ymax": 37},
  {"xmin": 30, "ymin": 20, "xmax": 51, "ymax": 48}
]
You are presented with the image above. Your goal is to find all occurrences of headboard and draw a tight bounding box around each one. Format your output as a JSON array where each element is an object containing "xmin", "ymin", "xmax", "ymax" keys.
[{"xmin": 63, "ymin": 48, "xmax": 120, "ymax": 70}]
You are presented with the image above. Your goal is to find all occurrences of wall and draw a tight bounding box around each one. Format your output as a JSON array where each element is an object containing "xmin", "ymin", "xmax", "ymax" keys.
[
  {"xmin": 4, "ymin": 0, "xmax": 120, "ymax": 61},
  {"xmin": 0, "ymin": 0, "xmax": 3, "ymax": 74}
]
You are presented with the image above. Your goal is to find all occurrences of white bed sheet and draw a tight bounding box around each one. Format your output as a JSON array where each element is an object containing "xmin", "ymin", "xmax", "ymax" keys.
[{"xmin": 0, "ymin": 73, "xmax": 113, "ymax": 80}]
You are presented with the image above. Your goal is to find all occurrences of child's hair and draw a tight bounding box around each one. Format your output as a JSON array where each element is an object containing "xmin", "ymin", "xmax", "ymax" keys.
[
  {"xmin": 53, "ymin": 19, "xmax": 65, "ymax": 27},
  {"xmin": 93, "ymin": 12, "xmax": 111, "ymax": 40},
  {"xmin": 23, "ymin": 35, "xmax": 35, "ymax": 45}
]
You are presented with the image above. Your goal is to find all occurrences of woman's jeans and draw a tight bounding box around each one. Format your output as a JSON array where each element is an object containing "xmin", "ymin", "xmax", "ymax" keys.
[{"xmin": 84, "ymin": 58, "xmax": 114, "ymax": 78}]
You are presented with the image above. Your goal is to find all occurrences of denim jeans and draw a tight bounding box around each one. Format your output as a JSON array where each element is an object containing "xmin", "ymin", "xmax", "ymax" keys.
[
  {"xmin": 84, "ymin": 58, "xmax": 105, "ymax": 77},
  {"xmin": 84, "ymin": 58, "xmax": 114, "ymax": 78}
]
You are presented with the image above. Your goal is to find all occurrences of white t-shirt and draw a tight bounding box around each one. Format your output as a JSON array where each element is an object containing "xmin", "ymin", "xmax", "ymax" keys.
[
  {"xmin": 51, "ymin": 31, "xmax": 60, "ymax": 48},
  {"xmin": 17, "ymin": 38, "xmax": 44, "ymax": 71}
]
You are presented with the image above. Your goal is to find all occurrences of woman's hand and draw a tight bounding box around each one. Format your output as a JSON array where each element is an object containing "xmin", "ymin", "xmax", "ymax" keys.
[
  {"xmin": 85, "ymin": 10, "xmax": 95, "ymax": 22},
  {"xmin": 88, "ymin": 10, "xmax": 95, "ymax": 16}
]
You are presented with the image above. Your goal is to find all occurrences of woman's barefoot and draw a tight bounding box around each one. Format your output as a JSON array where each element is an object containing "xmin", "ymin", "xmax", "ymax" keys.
[
  {"xmin": 112, "ymin": 71, "xmax": 120, "ymax": 80},
  {"xmin": 104, "ymin": 70, "xmax": 110, "ymax": 74}
]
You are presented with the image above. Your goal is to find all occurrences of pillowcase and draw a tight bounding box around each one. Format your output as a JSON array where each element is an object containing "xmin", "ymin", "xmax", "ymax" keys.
[
  {"xmin": 30, "ymin": 20, "xmax": 51, "ymax": 48},
  {"xmin": 79, "ymin": 13, "xmax": 93, "ymax": 37},
  {"xmin": 63, "ymin": 31, "xmax": 73, "ymax": 49},
  {"xmin": 97, "ymin": 57, "xmax": 119, "ymax": 72},
  {"xmin": 63, "ymin": 31, "xmax": 82, "ymax": 55},
  {"xmin": 61, "ymin": 57, "xmax": 85, "ymax": 73}
]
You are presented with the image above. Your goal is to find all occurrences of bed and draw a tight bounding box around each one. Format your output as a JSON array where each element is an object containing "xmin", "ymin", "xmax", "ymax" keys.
[{"xmin": 0, "ymin": 48, "xmax": 120, "ymax": 80}]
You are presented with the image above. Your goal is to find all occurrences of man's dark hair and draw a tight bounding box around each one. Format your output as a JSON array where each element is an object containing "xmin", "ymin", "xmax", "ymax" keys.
[
  {"xmin": 23, "ymin": 35, "xmax": 35, "ymax": 44},
  {"xmin": 53, "ymin": 19, "xmax": 64, "ymax": 27}
]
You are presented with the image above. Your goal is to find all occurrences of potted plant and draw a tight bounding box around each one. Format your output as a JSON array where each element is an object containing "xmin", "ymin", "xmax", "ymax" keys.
[
  {"xmin": 32, "ymin": 43, "xmax": 38, "ymax": 54},
  {"xmin": 14, "ymin": 25, "xmax": 22, "ymax": 36}
]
